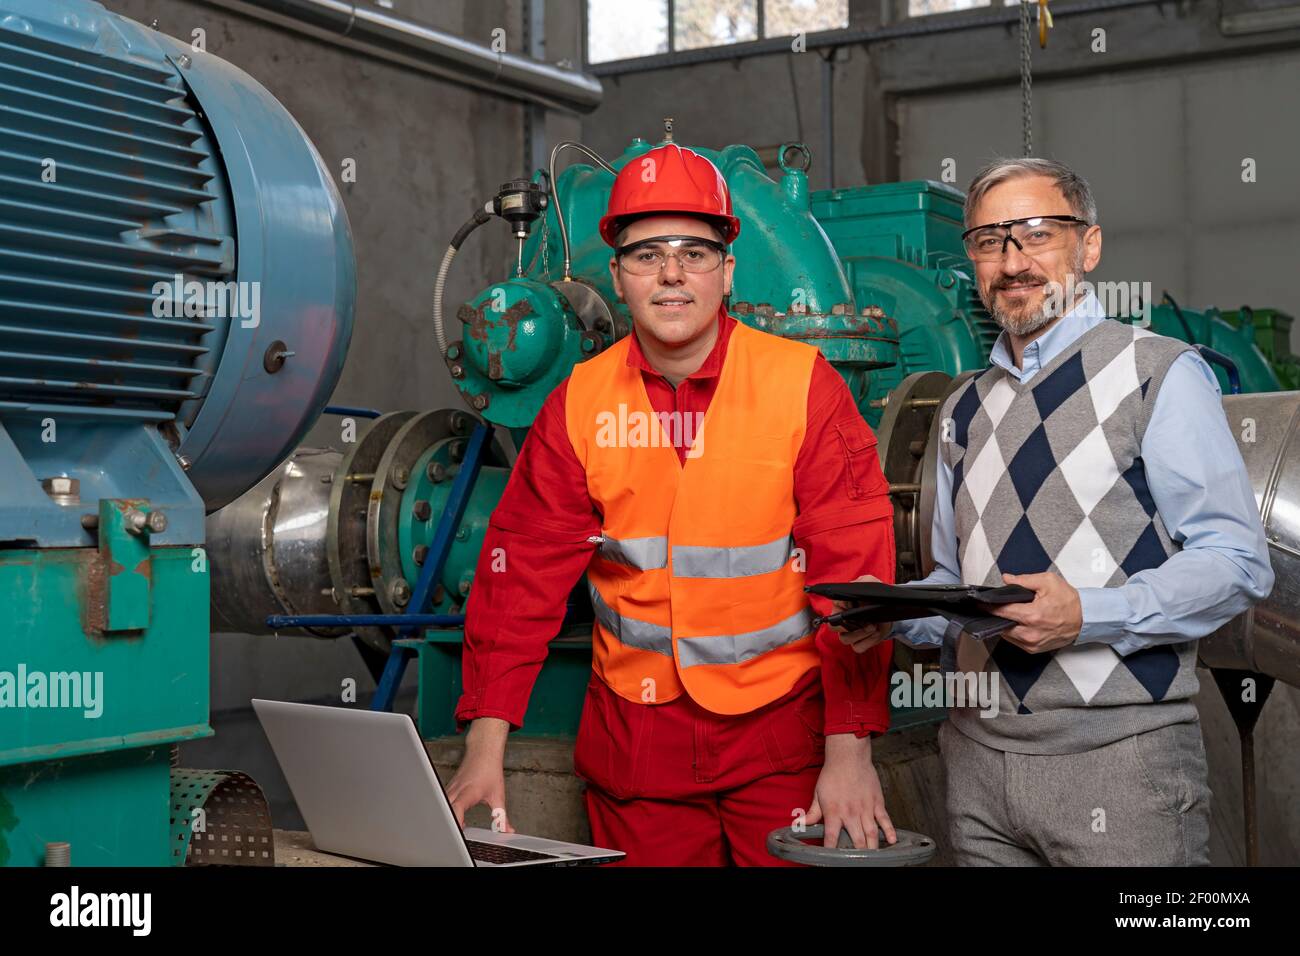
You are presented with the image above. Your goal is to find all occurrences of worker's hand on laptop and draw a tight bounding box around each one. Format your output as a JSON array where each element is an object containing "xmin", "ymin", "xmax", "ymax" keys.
[
  {"xmin": 446, "ymin": 717, "xmax": 515, "ymax": 833},
  {"xmin": 805, "ymin": 734, "xmax": 897, "ymax": 850},
  {"xmin": 829, "ymin": 574, "xmax": 893, "ymax": 653}
]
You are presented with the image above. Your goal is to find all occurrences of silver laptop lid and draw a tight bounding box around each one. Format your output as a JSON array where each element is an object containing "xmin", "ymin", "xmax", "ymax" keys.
[{"xmin": 252, "ymin": 699, "xmax": 474, "ymax": 867}]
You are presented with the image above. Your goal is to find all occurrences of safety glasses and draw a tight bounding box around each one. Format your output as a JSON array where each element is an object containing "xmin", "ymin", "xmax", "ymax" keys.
[
  {"xmin": 961, "ymin": 215, "xmax": 1090, "ymax": 261},
  {"xmin": 615, "ymin": 235, "xmax": 727, "ymax": 275}
]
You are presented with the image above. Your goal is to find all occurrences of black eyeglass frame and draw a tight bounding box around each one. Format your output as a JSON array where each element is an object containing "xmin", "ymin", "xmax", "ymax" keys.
[{"xmin": 960, "ymin": 215, "xmax": 1092, "ymax": 257}]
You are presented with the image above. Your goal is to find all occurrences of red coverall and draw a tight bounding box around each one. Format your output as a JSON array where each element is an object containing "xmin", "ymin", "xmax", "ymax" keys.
[{"xmin": 456, "ymin": 306, "xmax": 896, "ymax": 865}]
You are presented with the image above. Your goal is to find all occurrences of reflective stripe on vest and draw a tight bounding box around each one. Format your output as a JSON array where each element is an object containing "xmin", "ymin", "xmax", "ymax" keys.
[
  {"xmin": 596, "ymin": 534, "xmax": 668, "ymax": 571},
  {"xmin": 676, "ymin": 606, "xmax": 814, "ymax": 668},
  {"xmin": 597, "ymin": 532, "xmax": 793, "ymax": 577},
  {"xmin": 587, "ymin": 581, "xmax": 673, "ymax": 656},
  {"xmin": 672, "ymin": 533, "xmax": 794, "ymax": 578},
  {"xmin": 589, "ymin": 579, "xmax": 813, "ymax": 666}
]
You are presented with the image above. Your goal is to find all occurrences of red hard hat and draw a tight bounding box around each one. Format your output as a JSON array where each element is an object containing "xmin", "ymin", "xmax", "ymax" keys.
[{"xmin": 599, "ymin": 144, "xmax": 741, "ymax": 248}]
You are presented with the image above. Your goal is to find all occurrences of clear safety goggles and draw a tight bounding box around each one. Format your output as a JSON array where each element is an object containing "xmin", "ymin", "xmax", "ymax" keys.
[{"xmin": 615, "ymin": 235, "xmax": 727, "ymax": 275}]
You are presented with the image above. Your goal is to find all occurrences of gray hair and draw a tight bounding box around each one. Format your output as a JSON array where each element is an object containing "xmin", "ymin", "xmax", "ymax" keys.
[{"xmin": 963, "ymin": 157, "xmax": 1098, "ymax": 228}]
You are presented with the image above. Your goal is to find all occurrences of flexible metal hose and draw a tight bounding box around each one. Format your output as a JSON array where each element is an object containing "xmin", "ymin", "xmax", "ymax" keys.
[
  {"xmin": 548, "ymin": 141, "xmax": 616, "ymax": 279},
  {"xmin": 434, "ymin": 206, "xmax": 493, "ymax": 358}
]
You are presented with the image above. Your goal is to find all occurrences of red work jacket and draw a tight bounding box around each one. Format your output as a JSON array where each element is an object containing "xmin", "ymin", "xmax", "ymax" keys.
[{"xmin": 456, "ymin": 306, "xmax": 896, "ymax": 739}]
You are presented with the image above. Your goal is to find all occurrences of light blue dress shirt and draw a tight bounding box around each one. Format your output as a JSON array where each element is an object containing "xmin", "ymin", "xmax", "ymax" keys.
[{"xmin": 893, "ymin": 290, "xmax": 1275, "ymax": 656}]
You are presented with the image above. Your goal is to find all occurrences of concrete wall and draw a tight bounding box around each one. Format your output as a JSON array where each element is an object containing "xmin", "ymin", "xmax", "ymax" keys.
[
  {"xmin": 1198, "ymin": 676, "xmax": 1300, "ymax": 864},
  {"xmin": 894, "ymin": 26, "xmax": 1300, "ymax": 348},
  {"xmin": 434, "ymin": 684, "xmax": 1300, "ymax": 866},
  {"xmin": 580, "ymin": 5, "xmax": 874, "ymax": 190}
]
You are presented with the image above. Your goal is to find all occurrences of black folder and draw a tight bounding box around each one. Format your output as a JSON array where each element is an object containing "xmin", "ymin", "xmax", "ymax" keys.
[{"xmin": 805, "ymin": 582, "xmax": 1035, "ymax": 640}]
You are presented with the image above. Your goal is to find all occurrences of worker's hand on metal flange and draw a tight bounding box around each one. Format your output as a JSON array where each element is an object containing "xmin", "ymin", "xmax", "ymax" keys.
[
  {"xmin": 805, "ymin": 735, "xmax": 898, "ymax": 850},
  {"xmin": 446, "ymin": 717, "xmax": 515, "ymax": 833},
  {"xmin": 830, "ymin": 574, "xmax": 893, "ymax": 654},
  {"xmin": 983, "ymin": 571, "xmax": 1082, "ymax": 654}
]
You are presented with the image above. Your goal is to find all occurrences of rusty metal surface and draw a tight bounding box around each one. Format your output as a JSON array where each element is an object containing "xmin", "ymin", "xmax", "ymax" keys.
[{"xmin": 874, "ymin": 371, "xmax": 968, "ymax": 582}]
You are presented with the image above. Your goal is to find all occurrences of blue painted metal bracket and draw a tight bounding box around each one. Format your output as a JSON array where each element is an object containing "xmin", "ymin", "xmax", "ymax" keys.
[{"xmin": 323, "ymin": 405, "xmax": 383, "ymax": 419}]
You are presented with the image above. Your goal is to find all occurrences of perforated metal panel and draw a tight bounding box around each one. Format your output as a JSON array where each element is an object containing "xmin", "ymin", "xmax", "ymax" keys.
[{"xmin": 170, "ymin": 768, "xmax": 275, "ymax": 867}]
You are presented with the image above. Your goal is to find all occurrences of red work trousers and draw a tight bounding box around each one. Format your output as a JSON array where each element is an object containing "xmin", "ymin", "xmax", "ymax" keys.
[{"xmin": 573, "ymin": 669, "xmax": 825, "ymax": 866}]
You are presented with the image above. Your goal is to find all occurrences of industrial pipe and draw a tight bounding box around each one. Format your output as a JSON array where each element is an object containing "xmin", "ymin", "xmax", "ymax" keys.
[{"xmin": 199, "ymin": 0, "xmax": 603, "ymax": 113}]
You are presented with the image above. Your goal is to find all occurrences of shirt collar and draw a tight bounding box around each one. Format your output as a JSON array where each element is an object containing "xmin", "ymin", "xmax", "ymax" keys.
[
  {"xmin": 988, "ymin": 288, "xmax": 1108, "ymax": 381},
  {"xmin": 625, "ymin": 304, "xmax": 734, "ymax": 380}
]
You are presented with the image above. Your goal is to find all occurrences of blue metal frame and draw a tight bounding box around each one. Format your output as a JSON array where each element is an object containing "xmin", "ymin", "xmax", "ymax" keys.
[
  {"xmin": 369, "ymin": 421, "xmax": 496, "ymax": 711},
  {"xmin": 267, "ymin": 613, "xmax": 465, "ymax": 629},
  {"xmin": 323, "ymin": 405, "xmax": 383, "ymax": 419},
  {"xmin": 260, "ymin": 417, "xmax": 496, "ymax": 713}
]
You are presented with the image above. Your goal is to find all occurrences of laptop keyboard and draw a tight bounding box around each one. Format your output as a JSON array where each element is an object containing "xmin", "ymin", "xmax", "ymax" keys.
[{"xmin": 466, "ymin": 840, "xmax": 560, "ymax": 865}]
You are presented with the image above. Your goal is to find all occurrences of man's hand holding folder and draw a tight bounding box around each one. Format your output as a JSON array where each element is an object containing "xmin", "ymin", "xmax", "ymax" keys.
[
  {"xmin": 821, "ymin": 573, "xmax": 1076, "ymax": 652},
  {"xmin": 828, "ymin": 574, "xmax": 894, "ymax": 654}
]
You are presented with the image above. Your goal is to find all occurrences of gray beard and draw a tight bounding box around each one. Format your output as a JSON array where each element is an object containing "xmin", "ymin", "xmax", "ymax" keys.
[
  {"xmin": 984, "ymin": 249, "xmax": 1087, "ymax": 337},
  {"xmin": 990, "ymin": 298, "xmax": 1056, "ymax": 337}
]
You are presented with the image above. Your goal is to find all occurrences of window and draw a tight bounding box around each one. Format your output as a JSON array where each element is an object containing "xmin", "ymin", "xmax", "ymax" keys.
[
  {"xmin": 765, "ymin": 0, "xmax": 852, "ymax": 36},
  {"xmin": 586, "ymin": 0, "xmax": 668, "ymax": 64},
  {"xmin": 907, "ymin": 0, "xmax": 1021, "ymax": 15},
  {"xmin": 675, "ymin": 0, "xmax": 758, "ymax": 52},
  {"xmin": 586, "ymin": 0, "xmax": 849, "ymax": 65}
]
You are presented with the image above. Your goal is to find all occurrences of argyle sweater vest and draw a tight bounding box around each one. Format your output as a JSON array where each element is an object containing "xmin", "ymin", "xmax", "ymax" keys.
[{"xmin": 939, "ymin": 319, "xmax": 1199, "ymax": 754}]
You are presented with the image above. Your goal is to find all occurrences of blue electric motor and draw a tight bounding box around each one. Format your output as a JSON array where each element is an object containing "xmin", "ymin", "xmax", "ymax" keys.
[{"xmin": 0, "ymin": 0, "xmax": 355, "ymax": 545}]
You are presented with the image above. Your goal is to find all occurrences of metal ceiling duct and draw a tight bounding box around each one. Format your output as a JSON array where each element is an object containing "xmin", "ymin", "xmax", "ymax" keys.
[{"xmin": 200, "ymin": 0, "xmax": 603, "ymax": 113}]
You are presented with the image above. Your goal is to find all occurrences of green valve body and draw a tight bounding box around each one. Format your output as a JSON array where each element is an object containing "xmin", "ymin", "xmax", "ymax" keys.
[{"xmin": 454, "ymin": 138, "xmax": 901, "ymax": 431}]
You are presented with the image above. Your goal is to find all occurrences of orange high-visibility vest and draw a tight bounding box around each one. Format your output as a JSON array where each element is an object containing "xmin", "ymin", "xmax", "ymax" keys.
[{"xmin": 565, "ymin": 321, "xmax": 820, "ymax": 715}]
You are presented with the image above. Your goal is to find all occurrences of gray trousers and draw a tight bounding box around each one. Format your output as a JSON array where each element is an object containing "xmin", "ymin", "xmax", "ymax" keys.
[{"xmin": 939, "ymin": 718, "xmax": 1211, "ymax": 866}]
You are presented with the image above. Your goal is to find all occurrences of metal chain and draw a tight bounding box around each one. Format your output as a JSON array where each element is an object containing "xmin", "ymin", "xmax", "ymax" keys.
[{"xmin": 1020, "ymin": 0, "xmax": 1033, "ymax": 156}]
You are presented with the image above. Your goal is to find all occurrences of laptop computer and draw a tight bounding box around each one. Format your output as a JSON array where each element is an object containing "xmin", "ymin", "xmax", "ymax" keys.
[{"xmin": 252, "ymin": 699, "xmax": 624, "ymax": 867}]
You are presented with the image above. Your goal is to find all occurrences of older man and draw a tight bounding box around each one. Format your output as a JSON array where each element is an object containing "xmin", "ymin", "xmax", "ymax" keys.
[{"xmin": 837, "ymin": 157, "xmax": 1273, "ymax": 865}]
